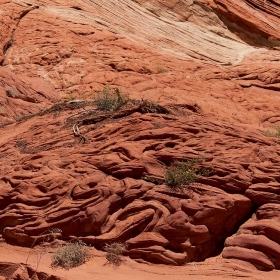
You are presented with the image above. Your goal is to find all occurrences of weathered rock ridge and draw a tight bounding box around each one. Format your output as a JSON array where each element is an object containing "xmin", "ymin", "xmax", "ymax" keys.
[
  {"xmin": 1, "ymin": 0, "xmax": 280, "ymax": 271},
  {"xmin": 0, "ymin": 261, "xmax": 64, "ymax": 280}
]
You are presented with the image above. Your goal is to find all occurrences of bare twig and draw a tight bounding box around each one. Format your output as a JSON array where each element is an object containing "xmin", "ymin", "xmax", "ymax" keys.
[
  {"xmin": 72, "ymin": 124, "xmax": 86, "ymax": 143},
  {"xmin": 26, "ymin": 228, "xmax": 62, "ymax": 279}
]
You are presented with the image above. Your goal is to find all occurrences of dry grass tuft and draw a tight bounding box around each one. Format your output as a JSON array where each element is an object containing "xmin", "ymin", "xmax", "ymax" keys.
[
  {"xmin": 51, "ymin": 240, "xmax": 92, "ymax": 270},
  {"xmin": 165, "ymin": 158, "xmax": 211, "ymax": 190},
  {"xmin": 262, "ymin": 126, "xmax": 280, "ymax": 138},
  {"xmin": 94, "ymin": 86, "xmax": 129, "ymax": 111},
  {"xmin": 104, "ymin": 242, "xmax": 126, "ymax": 267}
]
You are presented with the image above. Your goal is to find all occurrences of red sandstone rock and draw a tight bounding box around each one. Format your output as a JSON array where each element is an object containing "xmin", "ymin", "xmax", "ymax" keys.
[
  {"xmin": 0, "ymin": 0, "xmax": 279, "ymax": 128},
  {"xmin": 223, "ymin": 246, "xmax": 275, "ymax": 271},
  {"xmin": 0, "ymin": 261, "xmax": 64, "ymax": 280},
  {"xmin": 210, "ymin": 0, "xmax": 280, "ymax": 45},
  {"xmin": 1, "ymin": 0, "xmax": 280, "ymax": 271},
  {"xmin": 223, "ymin": 203, "xmax": 280, "ymax": 270},
  {"xmin": 0, "ymin": 67, "xmax": 58, "ymax": 126},
  {"xmin": 1, "ymin": 106, "xmax": 273, "ymax": 265}
]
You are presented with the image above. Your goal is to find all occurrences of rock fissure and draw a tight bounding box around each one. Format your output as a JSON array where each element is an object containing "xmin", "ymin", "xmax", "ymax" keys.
[{"xmin": 1, "ymin": 5, "xmax": 39, "ymax": 65}]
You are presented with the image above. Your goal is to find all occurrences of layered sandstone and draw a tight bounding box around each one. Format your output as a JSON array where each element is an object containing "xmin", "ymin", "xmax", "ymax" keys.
[{"xmin": 1, "ymin": 0, "xmax": 280, "ymax": 271}]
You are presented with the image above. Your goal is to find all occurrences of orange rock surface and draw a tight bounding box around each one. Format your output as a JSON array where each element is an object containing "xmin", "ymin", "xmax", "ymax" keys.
[{"xmin": 1, "ymin": 0, "xmax": 280, "ymax": 278}]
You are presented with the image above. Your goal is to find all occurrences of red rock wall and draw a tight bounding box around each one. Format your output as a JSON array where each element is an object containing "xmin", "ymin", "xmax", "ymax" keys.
[{"xmin": 1, "ymin": 0, "xmax": 280, "ymax": 270}]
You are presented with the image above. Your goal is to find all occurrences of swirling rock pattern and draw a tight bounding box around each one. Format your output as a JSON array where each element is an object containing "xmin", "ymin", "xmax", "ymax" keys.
[
  {"xmin": 1, "ymin": 0, "xmax": 280, "ymax": 270},
  {"xmin": 0, "ymin": 101, "xmax": 280, "ymax": 266},
  {"xmin": 224, "ymin": 204, "xmax": 280, "ymax": 270}
]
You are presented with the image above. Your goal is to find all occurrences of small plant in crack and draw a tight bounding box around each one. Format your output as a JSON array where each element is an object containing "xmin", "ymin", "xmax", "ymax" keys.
[
  {"xmin": 104, "ymin": 242, "xmax": 126, "ymax": 267},
  {"xmin": 15, "ymin": 139, "xmax": 28, "ymax": 148},
  {"xmin": 26, "ymin": 228, "xmax": 62, "ymax": 279},
  {"xmin": 6, "ymin": 87, "xmax": 19, "ymax": 98},
  {"xmin": 156, "ymin": 65, "xmax": 168, "ymax": 74},
  {"xmin": 262, "ymin": 126, "xmax": 280, "ymax": 138},
  {"xmin": 15, "ymin": 139, "xmax": 31, "ymax": 154},
  {"xmin": 3, "ymin": 37, "xmax": 14, "ymax": 54},
  {"xmin": 165, "ymin": 157, "xmax": 211, "ymax": 190},
  {"xmin": 94, "ymin": 86, "xmax": 129, "ymax": 111},
  {"xmin": 152, "ymin": 122, "xmax": 164, "ymax": 129}
]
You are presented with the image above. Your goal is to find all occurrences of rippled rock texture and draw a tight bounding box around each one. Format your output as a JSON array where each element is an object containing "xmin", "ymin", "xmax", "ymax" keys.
[
  {"xmin": 1, "ymin": 0, "xmax": 280, "ymax": 270},
  {"xmin": 0, "ymin": 98, "xmax": 280, "ymax": 267}
]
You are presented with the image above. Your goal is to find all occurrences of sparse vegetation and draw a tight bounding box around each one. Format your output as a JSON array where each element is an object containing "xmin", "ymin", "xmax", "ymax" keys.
[
  {"xmin": 138, "ymin": 99, "xmax": 170, "ymax": 114},
  {"xmin": 142, "ymin": 176, "xmax": 164, "ymax": 185},
  {"xmin": 15, "ymin": 139, "xmax": 28, "ymax": 148},
  {"xmin": 13, "ymin": 100, "xmax": 92, "ymax": 124},
  {"xmin": 156, "ymin": 65, "xmax": 168, "ymax": 74},
  {"xmin": 6, "ymin": 87, "xmax": 19, "ymax": 98},
  {"xmin": 65, "ymin": 95, "xmax": 75, "ymax": 102},
  {"xmin": 165, "ymin": 158, "xmax": 211, "ymax": 190},
  {"xmin": 51, "ymin": 240, "xmax": 92, "ymax": 270},
  {"xmin": 94, "ymin": 86, "xmax": 129, "ymax": 111},
  {"xmin": 152, "ymin": 122, "xmax": 164, "ymax": 129},
  {"xmin": 262, "ymin": 126, "xmax": 280, "ymax": 138},
  {"xmin": 26, "ymin": 228, "xmax": 62, "ymax": 280},
  {"xmin": 104, "ymin": 242, "xmax": 126, "ymax": 267},
  {"xmin": 3, "ymin": 37, "xmax": 14, "ymax": 54}
]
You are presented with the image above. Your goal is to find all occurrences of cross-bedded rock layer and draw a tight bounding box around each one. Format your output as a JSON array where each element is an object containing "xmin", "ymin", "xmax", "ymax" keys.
[{"xmin": 1, "ymin": 0, "xmax": 280, "ymax": 270}]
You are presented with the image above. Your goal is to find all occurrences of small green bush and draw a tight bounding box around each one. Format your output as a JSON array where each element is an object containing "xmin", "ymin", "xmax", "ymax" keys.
[
  {"xmin": 165, "ymin": 158, "xmax": 210, "ymax": 190},
  {"xmin": 262, "ymin": 126, "xmax": 280, "ymax": 138},
  {"xmin": 51, "ymin": 240, "xmax": 92, "ymax": 270},
  {"xmin": 94, "ymin": 86, "xmax": 129, "ymax": 111},
  {"xmin": 104, "ymin": 242, "xmax": 126, "ymax": 267}
]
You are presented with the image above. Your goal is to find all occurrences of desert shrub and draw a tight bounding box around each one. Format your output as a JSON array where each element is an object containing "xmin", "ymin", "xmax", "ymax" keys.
[
  {"xmin": 104, "ymin": 242, "xmax": 126, "ymax": 267},
  {"xmin": 51, "ymin": 240, "xmax": 92, "ymax": 270},
  {"xmin": 262, "ymin": 126, "xmax": 280, "ymax": 138},
  {"xmin": 165, "ymin": 158, "xmax": 211, "ymax": 190},
  {"xmin": 156, "ymin": 65, "xmax": 167, "ymax": 74},
  {"xmin": 94, "ymin": 86, "xmax": 129, "ymax": 111}
]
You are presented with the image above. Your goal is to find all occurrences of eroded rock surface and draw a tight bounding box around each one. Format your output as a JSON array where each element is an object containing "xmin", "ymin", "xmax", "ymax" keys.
[
  {"xmin": 0, "ymin": 101, "xmax": 279, "ymax": 266},
  {"xmin": 1, "ymin": 0, "xmax": 280, "ymax": 270},
  {"xmin": 1, "ymin": 1, "xmax": 280, "ymax": 126},
  {"xmin": 224, "ymin": 204, "xmax": 280, "ymax": 270},
  {"xmin": 0, "ymin": 261, "xmax": 64, "ymax": 280},
  {"xmin": 0, "ymin": 67, "xmax": 58, "ymax": 127}
]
